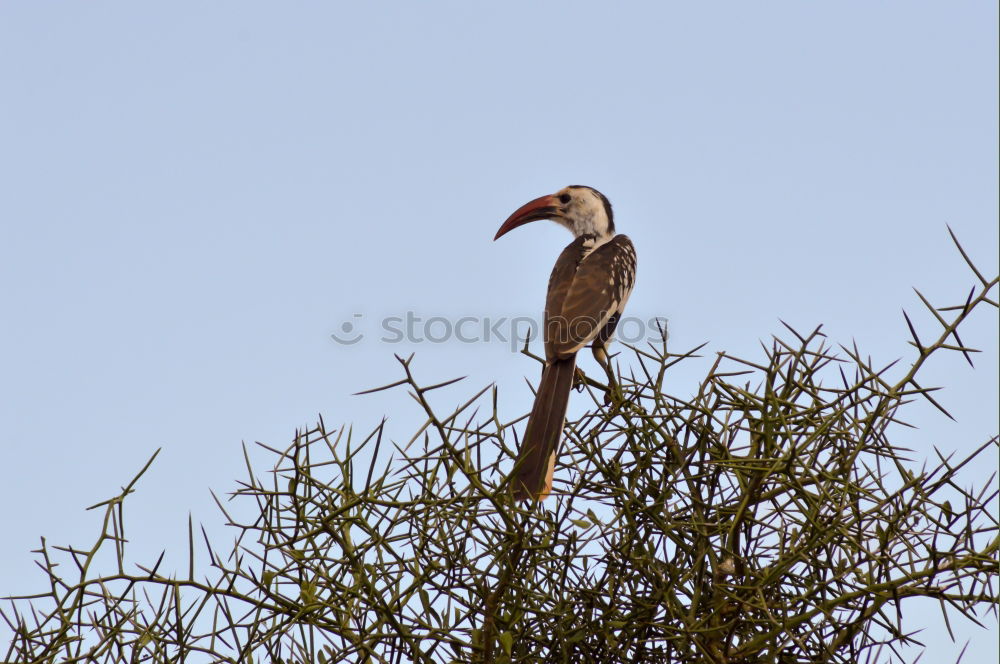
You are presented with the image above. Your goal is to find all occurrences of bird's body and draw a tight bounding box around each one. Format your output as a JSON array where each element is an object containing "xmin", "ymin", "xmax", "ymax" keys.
[{"xmin": 494, "ymin": 186, "xmax": 636, "ymax": 501}]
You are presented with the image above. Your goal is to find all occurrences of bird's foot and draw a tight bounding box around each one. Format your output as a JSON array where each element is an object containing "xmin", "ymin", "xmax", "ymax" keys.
[
  {"xmin": 594, "ymin": 350, "xmax": 624, "ymax": 407},
  {"xmin": 603, "ymin": 376, "xmax": 625, "ymax": 407}
]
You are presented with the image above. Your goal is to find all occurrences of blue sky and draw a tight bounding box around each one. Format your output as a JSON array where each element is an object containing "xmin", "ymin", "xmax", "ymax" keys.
[{"xmin": 1, "ymin": 2, "xmax": 997, "ymax": 659}]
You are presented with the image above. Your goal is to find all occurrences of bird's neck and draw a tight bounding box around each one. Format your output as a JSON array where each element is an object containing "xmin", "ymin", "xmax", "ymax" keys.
[
  {"xmin": 578, "ymin": 230, "xmax": 615, "ymax": 255},
  {"xmin": 566, "ymin": 209, "xmax": 613, "ymax": 241}
]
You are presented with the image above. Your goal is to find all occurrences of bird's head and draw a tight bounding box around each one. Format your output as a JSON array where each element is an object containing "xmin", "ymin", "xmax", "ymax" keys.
[{"xmin": 494, "ymin": 185, "xmax": 614, "ymax": 241}]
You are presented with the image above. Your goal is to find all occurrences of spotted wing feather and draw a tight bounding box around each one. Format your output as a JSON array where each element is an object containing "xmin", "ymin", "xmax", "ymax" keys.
[{"xmin": 545, "ymin": 235, "xmax": 636, "ymax": 361}]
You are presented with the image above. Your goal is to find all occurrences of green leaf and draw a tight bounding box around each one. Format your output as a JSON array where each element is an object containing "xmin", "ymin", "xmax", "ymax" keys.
[
  {"xmin": 499, "ymin": 631, "xmax": 513, "ymax": 655},
  {"xmin": 300, "ymin": 581, "xmax": 316, "ymax": 603},
  {"xmin": 419, "ymin": 588, "xmax": 433, "ymax": 616}
]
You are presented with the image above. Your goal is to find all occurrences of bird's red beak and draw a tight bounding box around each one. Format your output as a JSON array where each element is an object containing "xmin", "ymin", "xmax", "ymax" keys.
[{"xmin": 494, "ymin": 194, "xmax": 559, "ymax": 241}]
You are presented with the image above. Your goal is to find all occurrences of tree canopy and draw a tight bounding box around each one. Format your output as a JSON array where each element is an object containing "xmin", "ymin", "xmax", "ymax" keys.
[{"xmin": 4, "ymin": 234, "xmax": 997, "ymax": 664}]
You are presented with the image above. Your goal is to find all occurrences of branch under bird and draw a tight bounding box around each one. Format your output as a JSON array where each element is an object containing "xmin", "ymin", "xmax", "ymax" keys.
[{"xmin": 494, "ymin": 185, "xmax": 637, "ymax": 501}]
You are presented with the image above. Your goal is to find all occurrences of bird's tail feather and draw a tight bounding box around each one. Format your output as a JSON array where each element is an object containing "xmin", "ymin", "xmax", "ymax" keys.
[{"xmin": 511, "ymin": 357, "xmax": 576, "ymax": 501}]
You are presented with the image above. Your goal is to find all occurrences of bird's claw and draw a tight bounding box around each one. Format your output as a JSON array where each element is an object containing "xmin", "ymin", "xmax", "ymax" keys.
[{"xmin": 603, "ymin": 378, "xmax": 625, "ymax": 407}]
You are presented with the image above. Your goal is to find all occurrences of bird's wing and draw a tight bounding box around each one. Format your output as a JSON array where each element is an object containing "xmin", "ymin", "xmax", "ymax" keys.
[
  {"xmin": 544, "ymin": 236, "xmax": 587, "ymax": 335},
  {"xmin": 545, "ymin": 235, "xmax": 636, "ymax": 361}
]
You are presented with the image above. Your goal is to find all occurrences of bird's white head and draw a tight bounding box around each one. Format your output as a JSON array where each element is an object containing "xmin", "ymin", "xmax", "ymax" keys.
[{"xmin": 494, "ymin": 185, "xmax": 615, "ymax": 242}]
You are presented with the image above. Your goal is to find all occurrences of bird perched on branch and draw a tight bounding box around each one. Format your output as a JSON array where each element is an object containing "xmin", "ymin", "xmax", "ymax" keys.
[{"xmin": 494, "ymin": 185, "xmax": 637, "ymax": 501}]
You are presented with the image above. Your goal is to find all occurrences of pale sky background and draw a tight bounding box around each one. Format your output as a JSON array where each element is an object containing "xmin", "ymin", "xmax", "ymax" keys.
[{"xmin": 1, "ymin": 2, "xmax": 997, "ymax": 660}]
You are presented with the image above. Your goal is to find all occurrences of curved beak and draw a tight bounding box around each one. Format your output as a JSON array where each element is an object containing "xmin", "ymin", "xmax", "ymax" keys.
[{"xmin": 494, "ymin": 194, "xmax": 560, "ymax": 241}]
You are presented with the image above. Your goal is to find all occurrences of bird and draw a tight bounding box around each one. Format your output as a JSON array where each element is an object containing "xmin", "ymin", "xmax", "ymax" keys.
[{"xmin": 494, "ymin": 185, "xmax": 637, "ymax": 501}]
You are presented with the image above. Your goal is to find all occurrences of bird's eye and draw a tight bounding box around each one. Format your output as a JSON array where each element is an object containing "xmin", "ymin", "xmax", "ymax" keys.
[{"xmin": 558, "ymin": 193, "xmax": 571, "ymax": 204}]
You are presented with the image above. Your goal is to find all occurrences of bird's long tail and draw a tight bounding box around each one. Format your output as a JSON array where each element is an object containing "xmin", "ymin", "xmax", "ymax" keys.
[{"xmin": 511, "ymin": 357, "xmax": 577, "ymax": 501}]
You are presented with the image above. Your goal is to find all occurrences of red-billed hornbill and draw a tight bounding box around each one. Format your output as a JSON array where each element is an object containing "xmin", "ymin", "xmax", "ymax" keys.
[{"xmin": 494, "ymin": 185, "xmax": 637, "ymax": 501}]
